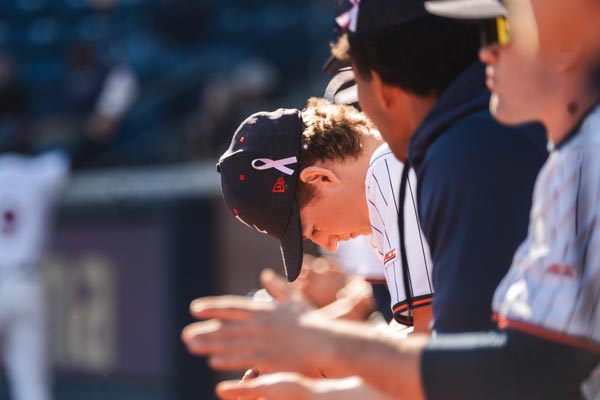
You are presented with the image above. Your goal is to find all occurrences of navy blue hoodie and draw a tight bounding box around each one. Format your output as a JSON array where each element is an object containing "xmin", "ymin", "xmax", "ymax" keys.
[{"xmin": 409, "ymin": 62, "xmax": 548, "ymax": 333}]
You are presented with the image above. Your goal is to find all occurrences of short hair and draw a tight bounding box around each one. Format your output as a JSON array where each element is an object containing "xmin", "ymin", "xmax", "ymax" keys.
[
  {"xmin": 332, "ymin": 16, "xmax": 480, "ymax": 97},
  {"xmin": 296, "ymin": 97, "xmax": 374, "ymax": 208}
]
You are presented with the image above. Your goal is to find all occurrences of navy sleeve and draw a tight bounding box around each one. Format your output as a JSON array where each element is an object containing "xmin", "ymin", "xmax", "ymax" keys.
[
  {"xmin": 421, "ymin": 330, "xmax": 600, "ymax": 400},
  {"xmin": 417, "ymin": 112, "xmax": 547, "ymax": 333}
]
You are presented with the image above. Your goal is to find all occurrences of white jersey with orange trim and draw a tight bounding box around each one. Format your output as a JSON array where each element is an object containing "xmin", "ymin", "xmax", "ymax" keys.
[
  {"xmin": 366, "ymin": 143, "xmax": 434, "ymax": 325},
  {"xmin": 493, "ymin": 104, "xmax": 600, "ymax": 352}
]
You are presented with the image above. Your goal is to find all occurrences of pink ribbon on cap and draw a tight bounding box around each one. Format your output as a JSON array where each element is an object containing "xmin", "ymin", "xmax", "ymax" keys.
[{"xmin": 335, "ymin": 0, "xmax": 360, "ymax": 32}]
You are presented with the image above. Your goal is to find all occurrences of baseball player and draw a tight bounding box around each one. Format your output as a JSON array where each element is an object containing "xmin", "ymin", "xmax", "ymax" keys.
[
  {"xmin": 0, "ymin": 151, "xmax": 69, "ymax": 400},
  {"xmin": 185, "ymin": 0, "xmax": 600, "ymax": 399},
  {"xmin": 216, "ymin": 97, "xmax": 433, "ymax": 331}
]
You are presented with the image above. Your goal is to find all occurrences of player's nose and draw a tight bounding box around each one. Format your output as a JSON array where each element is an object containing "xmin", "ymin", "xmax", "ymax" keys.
[{"xmin": 479, "ymin": 43, "xmax": 501, "ymax": 65}]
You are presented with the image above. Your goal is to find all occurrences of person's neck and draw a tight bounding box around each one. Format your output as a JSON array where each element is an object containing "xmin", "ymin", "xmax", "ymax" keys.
[
  {"xmin": 339, "ymin": 133, "xmax": 384, "ymax": 223},
  {"xmin": 388, "ymin": 94, "xmax": 437, "ymax": 160},
  {"xmin": 342, "ymin": 134, "xmax": 383, "ymax": 189},
  {"xmin": 406, "ymin": 94, "xmax": 437, "ymax": 134},
  {"xmin": 544, "ymin": 83, "xmax": 600, "ymax": 146}
]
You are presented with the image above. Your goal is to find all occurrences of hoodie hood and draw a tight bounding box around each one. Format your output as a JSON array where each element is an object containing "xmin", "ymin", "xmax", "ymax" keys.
[{"xmin": 409, "ymin": 62, "xmax": 490, "ymax": 169}]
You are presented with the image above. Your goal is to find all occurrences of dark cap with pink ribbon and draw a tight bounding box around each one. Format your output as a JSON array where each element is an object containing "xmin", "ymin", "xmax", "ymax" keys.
[
  {"xmin": 325, "ymin": 0, "xmax": 430, "ymax": 73},
  {"xmin": 217, "ymin": 109, "xmax": 304, "ymax": 282}
]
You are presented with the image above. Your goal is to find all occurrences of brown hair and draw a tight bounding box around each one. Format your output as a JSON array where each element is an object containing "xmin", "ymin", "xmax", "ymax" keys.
[{"xmin": 296, "ymin": 97, "xmax": 374, "ymax": 208}]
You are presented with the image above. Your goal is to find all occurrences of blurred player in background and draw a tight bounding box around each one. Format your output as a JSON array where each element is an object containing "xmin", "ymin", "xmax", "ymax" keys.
[
  {"xmin": 0, "ymin": 50, "xmax": 133, "ymax": 398},
  {"xmin": 0, "ymin": 150, "xmax": 69, "ymax": 400}
]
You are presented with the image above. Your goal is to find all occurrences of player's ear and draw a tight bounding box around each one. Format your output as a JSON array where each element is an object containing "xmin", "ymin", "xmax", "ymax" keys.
[{"xmin": 299, "ymin": 166, "xmax": 341, "ymax": 187}]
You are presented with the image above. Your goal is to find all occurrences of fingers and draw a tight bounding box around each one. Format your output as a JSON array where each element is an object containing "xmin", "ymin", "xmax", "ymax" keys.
[
  {"xmin": 260, "ymin": 268, "xmax": 296, "ymax": 303},
  {"xmin": 261, "ymin": 268, "xmax": 314, "ymax": 310},
  {"xmin": 216, "ymin": 373, "xmax": 310, "ymax": 400},
  {"xmin": 209, "ymin": 352, "xmax": 267, "ymax": 372},
  {"xmin": 190, "ymin": 296, "xmax": 275, "ymax": 320},
  {"xmin": 242, "ymin": 367, "xmax": 261, "ymax": 381},
  {"xmin": 181, "ymin": 321, "xmax": 266, "ymax": 356},
  {"xmin": 216, "ymin": 379, "xmax": 263, "ymax": 400}
]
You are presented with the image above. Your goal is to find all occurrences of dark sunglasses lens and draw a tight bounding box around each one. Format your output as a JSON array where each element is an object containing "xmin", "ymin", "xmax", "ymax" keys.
[{"xmin": 479, "ymin": 19, "xmax": 499, "ymax": 47}]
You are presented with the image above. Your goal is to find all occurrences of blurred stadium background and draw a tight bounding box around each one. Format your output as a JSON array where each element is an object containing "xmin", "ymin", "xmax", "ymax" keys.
[{"xmin": 0, "ymin": 0, "xmax": 334, "ymax": 399}]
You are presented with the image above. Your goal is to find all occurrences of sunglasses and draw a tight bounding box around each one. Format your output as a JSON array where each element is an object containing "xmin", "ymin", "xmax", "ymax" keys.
[{"xmin": 479, "ymin": 17, "xmax": 510, "ymax": 47}]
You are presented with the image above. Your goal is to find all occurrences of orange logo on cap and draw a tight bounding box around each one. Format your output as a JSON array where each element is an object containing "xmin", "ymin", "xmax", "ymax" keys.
[{"xmin": 272, "ymin": 177, "xmax": 285, "ymax": 193}]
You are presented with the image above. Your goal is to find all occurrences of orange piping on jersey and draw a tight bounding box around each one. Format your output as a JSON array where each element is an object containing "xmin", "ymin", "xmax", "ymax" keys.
[
  {"xmin": 366, "ymin": 279, "xmax": 388, "ymax": 285},
  {"xmin": 393, "ymin": 296, "xmax": 433, "ymax": 314},
  {"xmin": 495, "ymin": 314, "xmax": 600, "ymax": 354}
]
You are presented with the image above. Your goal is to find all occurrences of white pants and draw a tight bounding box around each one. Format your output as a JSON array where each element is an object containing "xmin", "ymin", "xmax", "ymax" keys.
[{"xmin": 0, "ymin": 278, "xmax": 51, "ymax": 400}]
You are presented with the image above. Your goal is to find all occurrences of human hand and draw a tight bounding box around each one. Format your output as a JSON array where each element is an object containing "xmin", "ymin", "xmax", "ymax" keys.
[
  {"xmin": 241, "ymin": 367, "xmax": 260, "ymax": 381},
  {"xmin": 323, "ymin": 274, "xmax": 375, "ymax": 321},
  {"xmin": 182, "ymin": 269, "xmax": 330, "ymax": 375},
  {"xmin": 292, "ymin": 255, "xmax": 347, "ymax": 309},
  {"xmin": 216, "ymin": 373, "xmax": 395, "ymax": 400},
  {"xmin": 217, "ymin": 372, "xmax": 313, "ymax": 400}
]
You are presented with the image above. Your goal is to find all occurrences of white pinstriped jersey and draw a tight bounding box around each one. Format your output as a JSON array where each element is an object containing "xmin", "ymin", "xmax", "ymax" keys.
[
  {"xmin": 0, "ymin": 152, "xmax": 69, "ymax": 275},
  {"xmin": 493, "ymin": 105, "xmax": 600, "ymax": 351},
  {"xmin": 366, "ymin": 143, "xmax": 434, "ymax": 325}
]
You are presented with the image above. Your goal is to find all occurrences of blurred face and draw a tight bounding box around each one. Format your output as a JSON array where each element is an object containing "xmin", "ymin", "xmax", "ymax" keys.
[
  {"xmin": 478, "ymin": 0, "xmax": 550, "ymax": 124},
  {"xmin": 353, "ymin": 67, "xmax": 414, "ymax": 160},
  {"xmin": 300, "ymin": 186, "xmax": 371, "ymax": 253},
  {"xmin": 479, "ymin": 0, "xmax": 598, "ymax": 125}
]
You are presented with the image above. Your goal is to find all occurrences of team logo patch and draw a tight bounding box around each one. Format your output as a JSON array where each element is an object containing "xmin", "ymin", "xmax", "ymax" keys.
[
  {"xmin": 272, "ymin": 177, "xmax": 285, "ymax": 193},
  {"xmin": 383, "ymin": 248, "xmax": 397, "ymax": 265},
  {"xmin": 546, "ymin": 263, "xmax": 576, "ymax": 278}
]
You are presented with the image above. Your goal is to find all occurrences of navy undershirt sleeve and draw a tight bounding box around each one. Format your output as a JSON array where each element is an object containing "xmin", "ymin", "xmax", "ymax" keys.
[{"xmin": 421, "ymin": 330, "xmax": 600, "ymax": 400}]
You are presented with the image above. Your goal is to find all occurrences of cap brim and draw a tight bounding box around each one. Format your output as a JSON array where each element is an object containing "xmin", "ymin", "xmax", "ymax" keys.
[
  {"xmin": 323, "ymin": 55, "xmax": 351, "ymax": 75},
  {"xmin": 279, "ymin": 200, "xmax": 303, "ymax": 282},
  {"xmin": 324, "ymin": 69, "xmax": 354, "ymax": 103},
  {"xmin": 425, "ymin": 0, "xmax": 507, "ymax": 19},
  {"xmin": 334, "ymin": 84, "xmax": 358, "ymax": 105}
]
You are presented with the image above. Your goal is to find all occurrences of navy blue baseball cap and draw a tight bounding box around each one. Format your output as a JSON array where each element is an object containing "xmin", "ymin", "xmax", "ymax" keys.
[
  {"xmin": 327, "ymin": 0, "xmax": 430, "ymax": 72},
  {"xmin": 217, "ymin": 109, "xmax": 304, "ymax": 282},
  {"xmin": 335, "ymin": 0, "xmax": 429, "ymax": 36},
  {"xmin": 425, "ymin": 0, "xmax": 506, "ymax": 19}
]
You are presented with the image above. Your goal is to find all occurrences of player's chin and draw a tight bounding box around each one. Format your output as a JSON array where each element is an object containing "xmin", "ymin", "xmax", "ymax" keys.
[{"xmin": 489, "ymin": 94, "xmax": 529, "ymax": 126}]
